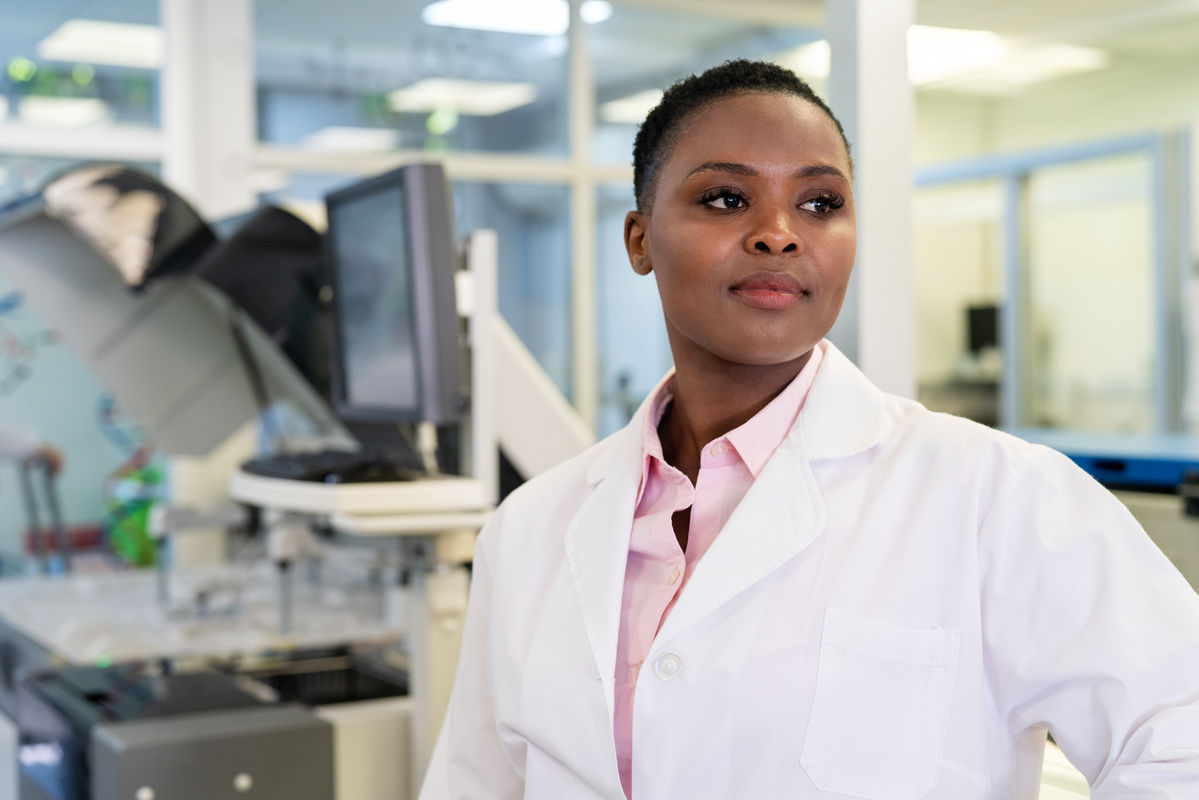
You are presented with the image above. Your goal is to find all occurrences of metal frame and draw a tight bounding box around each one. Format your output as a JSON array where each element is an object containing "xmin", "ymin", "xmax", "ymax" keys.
[{"xmin": 916, "ymin": 132, "xmax": 1187, "ymax": 432}]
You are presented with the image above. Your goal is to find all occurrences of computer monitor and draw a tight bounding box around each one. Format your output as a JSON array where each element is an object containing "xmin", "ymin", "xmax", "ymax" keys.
[
  {"xmin": 967, "ymin": 303, "xmax": 999, "ymax": 355},
  {"xmin": 323, "ymin": 163, "xmax": 464, "ymax": 440}
]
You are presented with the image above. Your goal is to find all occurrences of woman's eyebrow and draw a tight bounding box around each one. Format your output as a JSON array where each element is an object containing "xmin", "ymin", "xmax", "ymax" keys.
[
  {"xmin": 796, "ymin": 164, "xmax": 848, "ymax": 181},
  {"xmin": 685, "ymin": 161, "xmax": 758, "ymax": 178},
  {"xmin": 684, "ymin": 161, "xmax": 848, "ymax": 181}
]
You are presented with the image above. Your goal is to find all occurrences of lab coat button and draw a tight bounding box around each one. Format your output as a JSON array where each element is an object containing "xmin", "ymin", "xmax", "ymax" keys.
[
  {"xmin": 667, "ymin": 567, "xmax": 681, "ymax": 585},
  {"xmin": 654, "ymin": 653, "xmax": 683, "ymax": 681},
  {"xmin": 710, "ymin": 441, "xmax": 728, "ymax": 457}
]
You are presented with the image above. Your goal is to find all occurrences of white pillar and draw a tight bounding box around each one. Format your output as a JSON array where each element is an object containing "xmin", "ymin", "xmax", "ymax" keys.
[
  {"xmin": 826, "ymin": 0, "xmax": 916, "ymax": 398},
  {"xmin": 569, "ymin": 0, "xmax": 598, "ymax": 430},
  {"xmin": 159, "ymin": 0, "xmax": 259, "ymax": 561},
  {"xmin": 160, "ymin": 0, "xmax": 257, "ymax": 219}
]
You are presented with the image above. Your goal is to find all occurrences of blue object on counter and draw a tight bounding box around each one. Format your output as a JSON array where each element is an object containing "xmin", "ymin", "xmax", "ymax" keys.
[{"xmin": 1005, "ymin": 428, "xmax": 1199, "ymax": 492}]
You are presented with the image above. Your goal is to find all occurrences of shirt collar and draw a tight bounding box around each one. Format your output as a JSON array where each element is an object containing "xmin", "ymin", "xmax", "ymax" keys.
[
  {"xmin": 586, "ymin": 339, "xmax": 892, "ymax": 487},
  {"xmin": 633, "ymin": 343, "xmax": 826, "ymax": 504},
  {"xmin": 725, "ymin": 343, "xmax": 823, "ymax": 476},
  {"xmin": 633, "ymin": 371, "xmax": 677, "ymax": 506}
]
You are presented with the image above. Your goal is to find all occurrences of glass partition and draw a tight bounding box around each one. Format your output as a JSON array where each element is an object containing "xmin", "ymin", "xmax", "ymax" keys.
[
  {"xmin": 254, "ymin": 1, "xmax": 570, "ymax": 155},
  {"xmin": 452, "ymin": 180, "xmax": 574, "ymax": 399},
  {"xmin": 913, "ymin": 179, "xmax": 1005, "ymax": 425},
  {"xmin": 1024, "ymin": 153, "xmax": 1156, "ymax": 432},
  {"xmin": 0, "ymin": 4, "xmax": 161, "ymax": 127},
  {"xmin": 914, "ymin": 138, "xmax": 1168, "ymax": 434},
  {"xmin": 0, "ymin": 3, "xmax": 162, "ymax": 208},
  {"xmin": 594, "ymin": 182, "xmax": 671, "ymax": 436}
]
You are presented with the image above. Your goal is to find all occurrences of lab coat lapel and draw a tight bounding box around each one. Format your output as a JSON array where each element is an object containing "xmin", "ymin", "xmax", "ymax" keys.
[
  {"xmin": 560, "ymin": 346, "xmax": 891, "ymax": 713},
  {"xmin": 800, "ymin": 340, "xmax": 890, "ymax": 462},
  {"xmin": 656, "ymin": 429, "xmax": 825, "ymax": 643},
  {"xmin": 564, "ymin": 398, "xmax": 650, "ymax": 727},
  {"xmin": 655, "ymin": 341, "xmax": 889, "ymax": 643}
]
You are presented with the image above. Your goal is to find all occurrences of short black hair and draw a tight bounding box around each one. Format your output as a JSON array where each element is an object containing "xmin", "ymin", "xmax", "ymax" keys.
[{"xmin": 632, "ymin": 59, "xmax": 851, "ymax": 212}]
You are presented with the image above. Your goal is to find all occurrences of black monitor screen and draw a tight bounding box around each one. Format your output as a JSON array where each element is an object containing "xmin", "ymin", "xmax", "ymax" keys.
[
  {"xmin": 329, "ymin": 186, "xmax": 420, "ymax": 414},
  {"xmin": 967, "ymin": 304, "xmax": 999, "ymax": 354}
]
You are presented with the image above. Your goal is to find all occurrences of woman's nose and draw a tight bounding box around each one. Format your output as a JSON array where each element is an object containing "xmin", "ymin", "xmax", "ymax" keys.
[{"xmin": 745, "ymin": 210, "xmax": 800, "ymax": 254}]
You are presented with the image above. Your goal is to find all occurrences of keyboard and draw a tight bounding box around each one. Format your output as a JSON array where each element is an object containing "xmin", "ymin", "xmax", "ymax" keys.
[{"xmin": 241, "ymin": 449, "xmax": 423, "ymax": 484}]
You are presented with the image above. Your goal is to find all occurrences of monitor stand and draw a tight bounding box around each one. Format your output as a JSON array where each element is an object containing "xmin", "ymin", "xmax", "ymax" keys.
[{"xmin": 344, "ymin": 421, "xmax": 427, "ymax": 472}]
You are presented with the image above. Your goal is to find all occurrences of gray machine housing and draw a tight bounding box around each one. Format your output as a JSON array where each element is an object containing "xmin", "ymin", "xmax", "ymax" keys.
[{"xmin": 88, "ymin": 705, "xmax": 332, "ymax": 800}]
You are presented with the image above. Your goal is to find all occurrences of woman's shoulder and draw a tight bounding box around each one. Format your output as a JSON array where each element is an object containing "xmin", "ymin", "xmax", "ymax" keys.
[{"xmin": 879, "ymin": 392, "xmax": 1083, "ymax": 486}]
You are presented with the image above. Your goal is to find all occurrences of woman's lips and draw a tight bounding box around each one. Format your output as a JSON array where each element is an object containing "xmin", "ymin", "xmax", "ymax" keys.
[{"xmin": 730, "ymin": 272, "xmax": 805, "ymax": 310}]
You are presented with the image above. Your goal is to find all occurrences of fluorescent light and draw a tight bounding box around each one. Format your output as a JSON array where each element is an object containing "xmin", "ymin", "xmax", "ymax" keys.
[
  {"xmin": 907, "ymin": 25, "xmax": 1008, "ymax": 85},
  {"xmin": 580, "ymin": 0, "xmax": 613, "ymax": 24},
  {"xmin": 948, "ymin": 44, "xmax": 1109, "ymax": 93},
  {"xmin": 301, "ymin": 126, "xmax": 399, "ymax": 152},
  {"xmin": 422, "ymin": 0, "xmax": 611, "ymax": 36},
  {"xmin": 19, "ymin": 97, "xmax": 110, "ymax": 127},
  {"xmin": 774, "ymin": 26, "xmax": 1107, "ymax": 93},
  {"xmin": 387, "ymin": 78, "xmax": 538, "ymax": 116},
  {"xmin": 599, "ymin": 89, "xmax": 664, "ymax": 125},
  {"xmin": 774, "ymin": 40, "xmax": 830, "ymax": 81},
  {"xmin": 38, "ymin": 19, "xmax": 164, "ymax": 70}
]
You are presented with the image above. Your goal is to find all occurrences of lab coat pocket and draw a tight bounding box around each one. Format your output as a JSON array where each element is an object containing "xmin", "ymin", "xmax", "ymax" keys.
[{"xmin": 800, "ymin": 608, "xmax": 958, "ymax": 800}]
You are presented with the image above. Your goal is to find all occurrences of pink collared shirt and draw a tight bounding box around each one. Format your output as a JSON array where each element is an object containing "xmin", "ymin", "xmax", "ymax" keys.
[{"xmin": 614, "ymin": 344, "xmax": 825, "ymax": 798}]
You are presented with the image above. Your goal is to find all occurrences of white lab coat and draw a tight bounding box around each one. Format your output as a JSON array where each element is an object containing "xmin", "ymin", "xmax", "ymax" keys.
[{"xmin": 421, "ymin": 341, "xmax": 1199, "ymax": 800}]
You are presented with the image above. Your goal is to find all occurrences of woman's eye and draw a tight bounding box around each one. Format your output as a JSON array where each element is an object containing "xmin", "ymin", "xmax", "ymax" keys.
[
  {"xmin": 702, "ymin": 191, "xmax": 746, "ymax": 210},
  {"xmin": 800, "ymin": 194, "xmax": 845, "ymax": 214}
]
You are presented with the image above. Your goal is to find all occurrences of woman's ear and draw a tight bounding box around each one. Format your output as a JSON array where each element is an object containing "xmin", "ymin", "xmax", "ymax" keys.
[{"xmin": 624, "ymin": 211, "xmax": 652, "ymax": 276}]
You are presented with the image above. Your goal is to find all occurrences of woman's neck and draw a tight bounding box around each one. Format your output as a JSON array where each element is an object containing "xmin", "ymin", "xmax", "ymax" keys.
[{"xmin": 658, "ymin": 351, "xmax": 811, "ymax": 483}]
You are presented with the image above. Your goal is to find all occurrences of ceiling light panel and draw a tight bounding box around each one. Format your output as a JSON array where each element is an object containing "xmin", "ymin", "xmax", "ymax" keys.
[
  {"xmin": 773, "ymin": 25, "xmax": 1108, "ymax": 93},
  {"xmin": 387, "ymin": 78, "xmax": 538, "ymax": 116},
  {"xmin": 422, "ymin": 0, "xmax": 611, "ymax": 36},
  {"xmin": 19, "ymin": 97, "xmax": 111, "ymax": 128},
  {"xmin": 599, "ymin": 89, "xmax": 663, "ymax": 125},
  {"xmin": 37, "ymin": 19, "xmax": 165, "ymax": 70},
  {"xmin": 301, "ymin": 126, "xmax": 399, "ymax": 152}
]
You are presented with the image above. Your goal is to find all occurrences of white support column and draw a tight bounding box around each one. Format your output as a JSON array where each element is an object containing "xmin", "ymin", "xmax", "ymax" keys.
[
  {"xmin": 826, "ymin": 0, "xmax": 917, "ymax": 398},
  {"xmin": 160, "ymin": 0, "xmax": 259, "ymax": 560},
  {"xmin": 569, "ymin": 0, "xmax": 599, "ymax": 430},
  {"xmin": 160, "ymin": 0, "xmax": 257, "ymax": 219},
  {"xmin": 465, "ymin": 230, "xmax": 500, "ymax": 505}
]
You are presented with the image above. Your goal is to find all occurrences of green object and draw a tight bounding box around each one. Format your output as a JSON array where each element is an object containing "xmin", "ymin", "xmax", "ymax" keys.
[
  {"xmin": 7, "ymin": 57, "xmax": 36, "ymax": 82},
  {"xmin": 72, "ymin": 64, "xmax": 95, "ymax": 86},
  {"xmin": 426, "ymin": 107, "xmax": 459, "ymax": 136},
  {"xmin": 104, "ymin": 462, "xmax": 163, "ymax": 567}
]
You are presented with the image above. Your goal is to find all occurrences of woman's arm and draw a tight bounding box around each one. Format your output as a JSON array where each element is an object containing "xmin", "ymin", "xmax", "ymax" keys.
[{"xmin": 980, "ymin": 446, "xmax": 1199, "ymax": 797}]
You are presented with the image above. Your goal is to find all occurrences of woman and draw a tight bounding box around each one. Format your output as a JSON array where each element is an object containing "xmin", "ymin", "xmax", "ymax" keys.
[{"xmin": 422, "ymin": 60, "xmax": 1199, "ymax": 799}]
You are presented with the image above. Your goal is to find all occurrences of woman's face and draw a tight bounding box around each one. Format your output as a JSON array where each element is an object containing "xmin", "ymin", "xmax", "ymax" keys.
[{"xmin": 625, "ymin": 92, "xmax": 856, "ymax": 371}]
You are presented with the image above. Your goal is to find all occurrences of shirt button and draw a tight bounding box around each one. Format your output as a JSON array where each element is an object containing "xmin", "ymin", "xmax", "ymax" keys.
[
  {"xmin": 654, "ymin": 653, "xmax": 684, "ymax": 682},
  {"xmin": 667, "ymin": 567, "xmax": 681, "ymax": 585},
  {"xmin": 710, "ymin": 441, "xmax": 728, "ymax": 457}
]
